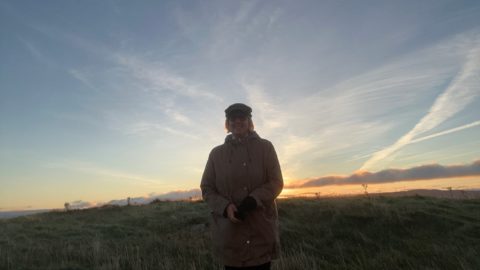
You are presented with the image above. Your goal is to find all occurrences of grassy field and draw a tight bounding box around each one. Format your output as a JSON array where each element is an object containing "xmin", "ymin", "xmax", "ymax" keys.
[{"xmin": 1, "ymin": 195, "xmax": 479, "ymax": 270}]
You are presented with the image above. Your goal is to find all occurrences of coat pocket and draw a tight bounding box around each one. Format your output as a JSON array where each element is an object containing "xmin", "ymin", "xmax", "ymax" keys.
[
  {"xmin": 211, "ymin": 213, "xmax": 239, "ymax": 249},
  {"xmin": 262, "ymin": 201, "xmax": 277, "ymax": 220}
]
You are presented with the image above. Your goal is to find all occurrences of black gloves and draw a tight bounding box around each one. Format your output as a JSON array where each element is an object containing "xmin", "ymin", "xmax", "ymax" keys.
[
  {"xmin": 234, "ymin": 196, "xmax": 257, "ymax": 221},
  {"xmin": 239, "ymin": 196, "xmax": 257, "ymax": 211},
  {"xmin": 223, "ymin": 196, "xmax": 258, "ymax": 221}
]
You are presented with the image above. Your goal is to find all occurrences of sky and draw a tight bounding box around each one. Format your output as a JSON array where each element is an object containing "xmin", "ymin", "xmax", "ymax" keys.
[{"xmin": 1, "ymin": 0, "xmax": 480, "ymax": 211}]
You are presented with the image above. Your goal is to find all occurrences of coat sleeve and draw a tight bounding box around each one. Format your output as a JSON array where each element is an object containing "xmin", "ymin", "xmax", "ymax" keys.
[
  {"xmin": 250, "ymin": 141, "xmax": 284, "ymax": 207},
  {"xmin": 200, "ymin": 150, "xmax": 231, "ymax": 216}
]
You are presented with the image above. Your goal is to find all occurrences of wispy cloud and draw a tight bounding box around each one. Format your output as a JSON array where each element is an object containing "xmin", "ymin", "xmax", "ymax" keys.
[
  {"xmin": 44, "ymin": 160, "xmax": 165, "ymax": 187},
  {"xmin": 105, "ymin": 53, "xmax": 221, "ymax": 138},
  {"xmin": 288, "ymin": 159, "xmax": 480, "ymax": 188},
  {"xmin": 114, "ymin": 54, "xmax": 222, "ymax": 102},
  {"xmin": 227, "ymin": 28, "xmax": 480, "ymax": 181},
  {"xmin": 68, "ymin": 68, "xmax": 98, "ymax": 90},
  {"xmin": 204, "ymin": 1, "xmax": 261, "ymax": 61},
  {"xmin": 18, "ymin": 37, "xmax": 55, "ymax": 67},
  {"xmin": 164, "ymin": 108, "xmax": 192, "ymax": 126},
  {"xmin": 242, "ymin": 81, "xmax": 322, "ymax": 178},
  {"xmin": 173, "ymin": 1, "xmax": 282, "ymax": 63},
  {"xmin": 29, "ymin": 25, "xmax": 218, "ymax": 139},
  {"xmin": 243, "ymin": 82, "xmax": 287, "ymax": 136},
  {"xmin": 360, "ymin": 44, "xmax": 480, "ymax": 171},
  {"xmin": 124, "ymin": 121, "xmax": 199, "ymax": 140}
]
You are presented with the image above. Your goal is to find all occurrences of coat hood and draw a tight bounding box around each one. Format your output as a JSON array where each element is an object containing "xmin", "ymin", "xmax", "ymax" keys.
[{"xmin": 224, "ymin": 131, "xmax": 260, "ymax": 165}]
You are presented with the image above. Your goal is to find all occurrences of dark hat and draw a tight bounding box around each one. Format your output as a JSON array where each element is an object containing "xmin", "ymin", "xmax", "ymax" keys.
[{"xmin": 225, "ymin": 103, "xmax": 252, "ymax": 118}]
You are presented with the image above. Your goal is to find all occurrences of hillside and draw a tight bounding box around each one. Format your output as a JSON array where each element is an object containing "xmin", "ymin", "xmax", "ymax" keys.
[{"xmin": 1, "ymin": 196, "xmax": 479, "ymax": 270}]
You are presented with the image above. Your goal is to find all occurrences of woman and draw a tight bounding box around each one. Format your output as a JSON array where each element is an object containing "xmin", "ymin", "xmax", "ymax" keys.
[{"xmin": 201, "ymin": 103, "xmax": 284, "ymax": 269}]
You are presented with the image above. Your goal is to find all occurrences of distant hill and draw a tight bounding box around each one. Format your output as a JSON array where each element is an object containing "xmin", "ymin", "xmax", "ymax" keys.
[
  {"xmin": 0, "ymin": 209, "xmax": 51, "ymax": 219},
  {"xmin": 371, "ymin": 189, "xmax": 480, "ymax": 199},
  {"xmin": 3, "ymin": 189, "xmax": 479, "ymax": 220},
  {"xmin": 1, "ymin": 195, "xmax": 479, "ymax": 269}
]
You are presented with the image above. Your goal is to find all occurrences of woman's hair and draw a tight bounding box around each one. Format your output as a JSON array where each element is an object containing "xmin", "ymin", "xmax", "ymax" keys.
[{"xmin": 225, "ymin": 117, "xmax": 255, "ymax": 133}]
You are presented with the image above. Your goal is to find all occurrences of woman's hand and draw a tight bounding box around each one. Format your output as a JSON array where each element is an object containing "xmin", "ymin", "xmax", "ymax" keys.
[{"xmin": 226, "ymin": 203, "xmax": 241, "ymax": 223}]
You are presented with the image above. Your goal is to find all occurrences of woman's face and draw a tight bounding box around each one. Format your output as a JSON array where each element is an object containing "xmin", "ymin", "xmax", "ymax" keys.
[{"xmin": 228, "ymin": 115, "xmax": 249, "ymax": 137}]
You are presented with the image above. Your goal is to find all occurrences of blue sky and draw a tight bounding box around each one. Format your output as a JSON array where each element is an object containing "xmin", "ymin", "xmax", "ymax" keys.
[{"xmin": 1, "ymin": 0, "xmax": 479, "ymax": 210}]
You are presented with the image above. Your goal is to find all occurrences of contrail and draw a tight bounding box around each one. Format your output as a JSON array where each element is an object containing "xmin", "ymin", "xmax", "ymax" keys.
[
  {"xmin": 360, "ymin": 46, "xmax": 480, "ymax": 171},
  {"xmin": 410, "ymin": 120, "xmax": 480, "ymax": 144}
]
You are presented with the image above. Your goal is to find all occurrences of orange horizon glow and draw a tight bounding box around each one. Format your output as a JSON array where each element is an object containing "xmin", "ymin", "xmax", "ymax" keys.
[
  {"xmin": 280, "ymin": 176, "xmax": 480, "ymax": 198},
  {"xmin": 2, "ymin": 176, "xmax": 479, "ymax": 213}
]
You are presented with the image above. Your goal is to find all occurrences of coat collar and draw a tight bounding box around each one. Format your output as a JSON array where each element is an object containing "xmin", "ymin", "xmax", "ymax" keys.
[{"xmin": 224, "ymin": 131, "xmax": 260, "ymax": 145}]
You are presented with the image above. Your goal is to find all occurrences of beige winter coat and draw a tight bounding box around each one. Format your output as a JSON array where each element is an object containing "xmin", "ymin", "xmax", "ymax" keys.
[{"xmin": 200, "ymin": 131, "xmax": 284, "ymax": 267}]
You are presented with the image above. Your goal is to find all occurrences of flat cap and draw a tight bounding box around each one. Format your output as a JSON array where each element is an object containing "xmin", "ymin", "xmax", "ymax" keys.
[{"xmin": 225, "ymin": 103, "xmax": 252, "ymax": 118}]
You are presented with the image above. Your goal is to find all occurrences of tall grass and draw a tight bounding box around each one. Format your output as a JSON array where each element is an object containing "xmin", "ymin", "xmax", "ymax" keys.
[{"xmin": 1, "ymin": 196, "xmax": 479, "ymax": 269}]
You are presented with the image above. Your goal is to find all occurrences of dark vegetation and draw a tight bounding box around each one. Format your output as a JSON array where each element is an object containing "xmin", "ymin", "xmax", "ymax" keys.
[{"xmin": 1, "ymin": 196, "xmax": 479, "ymax": 269}]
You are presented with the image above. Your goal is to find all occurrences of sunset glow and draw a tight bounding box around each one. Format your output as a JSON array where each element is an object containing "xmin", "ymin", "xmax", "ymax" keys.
[{"xmin": 282, "ymin": 176, "xmax": 480, "ymax": 199}]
